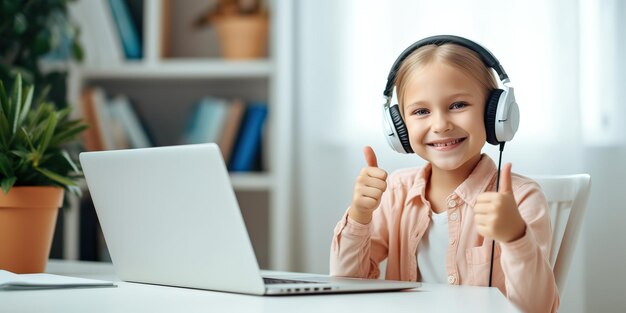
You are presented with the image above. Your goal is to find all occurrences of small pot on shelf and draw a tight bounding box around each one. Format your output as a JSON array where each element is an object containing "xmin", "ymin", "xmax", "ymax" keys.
[
  {"xmin": 214, "ymin": 14, "xmax": 269, "ymax": 60},
  {"xmin": 195, "ymin": 0, "xmax": 269, "ymax": 60}
]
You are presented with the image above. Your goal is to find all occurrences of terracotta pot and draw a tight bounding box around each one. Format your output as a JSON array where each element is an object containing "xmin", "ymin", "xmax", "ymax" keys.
[
  {"xmin": 0, "ymin": 186, "xmax": 64, "ymax": 273},
  {"xmin": 214, "ymin": 14, "xmax": 269, "ymax": 59}
]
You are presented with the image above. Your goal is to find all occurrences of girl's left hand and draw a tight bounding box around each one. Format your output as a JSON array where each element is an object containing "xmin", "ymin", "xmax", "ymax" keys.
[{"xmin": 473, "ymin": 163, "xmax": 527, "ymax": 243}]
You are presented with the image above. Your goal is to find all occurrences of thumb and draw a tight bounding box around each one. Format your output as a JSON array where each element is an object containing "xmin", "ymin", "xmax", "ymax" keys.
[
  {"xmin": 363, "ymin": 146, "xmax": 378, "ymax": 168},
  {"xmin": 499, "ymin": 163, "xmax": 513, "ymax": 193}
]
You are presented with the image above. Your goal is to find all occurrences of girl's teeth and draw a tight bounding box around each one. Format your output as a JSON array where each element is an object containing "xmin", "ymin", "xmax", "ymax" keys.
[{"xmin": 433, "ymin": 139, "xmax": 460, "ymax": 147}]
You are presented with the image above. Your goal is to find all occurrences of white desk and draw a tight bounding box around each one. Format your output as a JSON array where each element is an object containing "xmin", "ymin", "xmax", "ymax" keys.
[{"xmin": 0, "ymin": 260, "xmax": 519, "ymax": 313}]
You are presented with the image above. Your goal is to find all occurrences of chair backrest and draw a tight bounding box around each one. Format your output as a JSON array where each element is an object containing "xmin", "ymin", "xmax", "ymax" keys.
[{"xmin": 529, "ymin": 174, "xmax": 591, "ymax": 294}]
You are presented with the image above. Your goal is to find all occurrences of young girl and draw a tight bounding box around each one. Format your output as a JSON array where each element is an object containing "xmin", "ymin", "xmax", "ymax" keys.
[{"xmin": 330, "ymin": 37, "xmax": 559, "ymax": 313}]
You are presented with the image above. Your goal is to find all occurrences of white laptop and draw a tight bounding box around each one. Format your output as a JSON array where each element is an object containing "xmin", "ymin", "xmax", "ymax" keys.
[{"xmin": 79, "ymin": 143, "xmax": 420, "ymax": 295}]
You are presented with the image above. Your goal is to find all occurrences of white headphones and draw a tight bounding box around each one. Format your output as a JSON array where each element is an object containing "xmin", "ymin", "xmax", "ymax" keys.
[{"xmin": 382, "ymin": 35, "xmax": 520, "ymax": 153}]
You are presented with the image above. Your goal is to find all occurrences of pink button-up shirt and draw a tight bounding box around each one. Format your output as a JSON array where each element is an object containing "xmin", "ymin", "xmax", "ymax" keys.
[{"xmin": 330, "ymin": 155, "xmax": 559, "ymax": 313}]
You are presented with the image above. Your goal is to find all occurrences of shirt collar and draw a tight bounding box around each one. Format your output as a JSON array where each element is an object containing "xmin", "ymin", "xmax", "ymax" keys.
[
  {"xmin": 404, "ymin": 154, "xmax": 498, "ymax": 207},
  {"xmin": 454, "ymin": 154, "xmax": 498, "ymax": 206},
  {"xmin": 404, "ymin": 164, "xmax": 430, "ymax": 207}
]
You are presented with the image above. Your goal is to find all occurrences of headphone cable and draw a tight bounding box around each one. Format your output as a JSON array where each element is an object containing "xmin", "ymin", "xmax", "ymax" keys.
[{"xmin": 488, "ymin": 142, "xmax": 506, "ymax": 287}]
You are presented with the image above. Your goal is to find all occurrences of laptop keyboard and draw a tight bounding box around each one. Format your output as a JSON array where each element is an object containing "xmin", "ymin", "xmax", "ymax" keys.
[{"xmin": 263, "ymin": 277, "xmax": 321, "ymax": 285}]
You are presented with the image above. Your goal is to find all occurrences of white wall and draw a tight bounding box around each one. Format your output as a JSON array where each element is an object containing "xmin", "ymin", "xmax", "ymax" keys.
[
  {"xmin": 292, "ymin": 0, "xmax": 353, "ymax": 273},
  {"xmin": 583, "ymin": 147, "xmax": 626, "ymax": 312},
  {"xmin": 293, "ymin": 1, "xmax": 625, "ymax": 312}
]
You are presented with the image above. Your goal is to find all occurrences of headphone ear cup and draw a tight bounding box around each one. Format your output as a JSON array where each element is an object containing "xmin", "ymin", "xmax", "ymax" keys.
[
  {"xmin": 484, "ymin": 89, "xmax": 504, "ymax": 145},
  {"xmin": 389, "ymin": 105, "xmax": 414, "ymax": 153}
]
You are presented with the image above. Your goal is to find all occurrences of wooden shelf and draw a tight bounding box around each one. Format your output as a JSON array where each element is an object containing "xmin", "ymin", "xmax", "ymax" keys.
[{"xmin": 79, "ymin": 60, "xmax": 272, "ymax": 79}]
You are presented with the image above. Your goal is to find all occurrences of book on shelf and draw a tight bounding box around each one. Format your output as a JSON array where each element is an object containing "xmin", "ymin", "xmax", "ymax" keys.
[
  {"xmin": 106, "ymin": 101, "xmax": 131, "ymax": 149},
  {"xmin": 159, "ymin": 0, "xmax": 172, "ymax": 58},
  {"xmin": 108, "ymin": 96, "xmax": 153, "ymax": 148},
  {"xmin": 81, "ymin": 88, "xmax": 113, "ymax": 151},
  {"xmin": 229, "ymin": 103, "xmax": 268, "ymax": 172},
  {"xmin": 68, "ymin": 0, "xmax": 124, "ymax": 66},
  {"xmin": 180, "ymin": 98, "xmax": 267, "ymax": 172},
  {"xmin": 125, "ymin": 0, "xmax": 145, "ymax": 47},
  {"xmin": 80, "ymin": 89, "xmax": 103, "ymax": 151},
  {"xmin": 108, "ymin": 0, "xmax": 143, "ymax": 59},
  {"xmin": 81, "ymin": 88, "xmax": 153, "ymax": 151},
  {"xmin": 0, "ymin": 270, "xmax": 116, "ymax": 291},
  {"xmin": 182, "ymin": 97, "xmax": 229, "ymax": 145},
  {"xmin": 218, "ymin": 99, "xmax": 245, "ymax": 163}
]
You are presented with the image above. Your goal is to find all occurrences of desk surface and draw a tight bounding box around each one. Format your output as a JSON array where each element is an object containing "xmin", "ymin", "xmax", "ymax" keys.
[{"xmin": 0, "ymin": 260, "xmax": 519, "ymax": 313}]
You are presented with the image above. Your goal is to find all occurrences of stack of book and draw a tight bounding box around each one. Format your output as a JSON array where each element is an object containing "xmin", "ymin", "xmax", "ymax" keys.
[
  {"xmin": 181, "ymin": 97, "xmax": 268, "ymax": 172},
  {"xmin": 81, "ymin": 88, "xmax": 153, "ymax": 152},
  {"xmin": 81, "ymin": 89, "xmax": 268, "ymax": 172},
  {"xmin": 69, "ymin": 0, "xmax": 142, "ymax": 65}
]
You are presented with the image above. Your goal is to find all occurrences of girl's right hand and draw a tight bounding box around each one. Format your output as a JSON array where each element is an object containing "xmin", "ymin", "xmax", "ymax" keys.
[{"xmin": 348, "ymin": 146, "xmax": 388, "ymax": 224}]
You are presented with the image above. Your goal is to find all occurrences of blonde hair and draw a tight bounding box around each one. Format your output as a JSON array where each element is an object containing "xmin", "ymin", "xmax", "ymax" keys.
[{"xmin": 394, "ymin": 43, "xmax": 498, "ymax": 116}]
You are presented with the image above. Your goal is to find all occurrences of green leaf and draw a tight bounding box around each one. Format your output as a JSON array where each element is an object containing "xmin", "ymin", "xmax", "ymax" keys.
[
  {"xmin": 56, "ymin": 107, "xmax": 71, "ymax": 121},
  {"xmin": 36, "ymin": 109, "xmax": 58, "ymax": 158},
  {"xmin": 18, "ymin": 84, "xmax": 34, "ymax": 126},
  {"xmin": 20, "ymin": 127, "xmax": 36, "ymax": 151},
  {"xmin": 10, "ymin": 149, "xmax": 31, "ymax": 160},
  {"xmin": 0, "ymin": 113, "xmax": 9, "ymax": 148},
  {"xmin": 33, "ymin": 29, "xmax": 52, "ymax": 55},
  {"xmin": 1, "ymin": 177, "xmax": 17, "ymax": 194},
  {"xmin": 61, "ymin": 150, "xmax": 79, "ymax": 172},
  {"xmin": 13, "ymin": 13, "xmax": 27, "ymax": 34},
  {"xmin": 0, "ymin": 153, "xmax": 15, "ymax": 177},
  {"xmin": 27, "ymin": 102, "xmax": 47, "ymax": 127},
  {"xmin": 34, "ymin": 85, "xmax": 51, "ymax": 108},
  {"xmin": 71, "ymin": 40, "xmax": 84, "ymax": 62},
  {"xmin": 0, "ymin": 80, "xmax": 8, "ymax": 115},
  {"xmin": 49, "ymin": 123, "xmax": 88, "ymax": 147},
  {"xmin": 67, "ymin": 184, "xmax": 82, "ymax": 198},
  {"xmin": 35, "ymin": 167, "xmax": 77, "ymax": 187},
  {"xmin": 9, "ymin": 74, "xmax": 22, "ymax": 135},
  {"xmin": 56, "ymin": 119, "xmax": 84, "ymax": 132}
]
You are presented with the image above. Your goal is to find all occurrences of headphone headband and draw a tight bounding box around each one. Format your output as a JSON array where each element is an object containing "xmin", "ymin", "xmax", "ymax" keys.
[{"xmin": 383, "ymin": 35, "xmax": 508, "ymax": 99}]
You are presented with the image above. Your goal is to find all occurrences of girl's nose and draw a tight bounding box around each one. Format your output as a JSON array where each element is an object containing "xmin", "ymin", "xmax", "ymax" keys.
[{"xmin": 432, "ymin": 112, "xmax": 452, "ymax": 134}]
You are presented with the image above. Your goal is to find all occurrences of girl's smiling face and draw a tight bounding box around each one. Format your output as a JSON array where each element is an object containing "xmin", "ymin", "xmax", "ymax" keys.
[{"xmin": 402, "ymin": 60, "xmax": 488, "ymax": 172}]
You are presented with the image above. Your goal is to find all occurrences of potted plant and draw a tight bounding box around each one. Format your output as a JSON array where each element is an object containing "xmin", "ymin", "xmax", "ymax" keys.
[
  {"xmin": 0, "ymin": 74, "xmax": 87, "ymax": 274},
  {"xmin": 195, "ymin": 0, "xmax": 269, "ymax": 59}
]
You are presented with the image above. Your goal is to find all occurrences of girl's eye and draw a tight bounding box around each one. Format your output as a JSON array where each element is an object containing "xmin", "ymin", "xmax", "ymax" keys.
[
  {"xmin": 450, "ymin": 101, "xmax": 468, "ymax": 110},
  {"xmin": 411, "ymin": 108, "xmax": 430, "ymax": 116}
]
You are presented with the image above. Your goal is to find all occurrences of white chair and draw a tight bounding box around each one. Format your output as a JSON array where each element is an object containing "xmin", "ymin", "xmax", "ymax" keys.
[{"xmin": 530, "ymin": 174, "xmax": 591, "ymax": 294}]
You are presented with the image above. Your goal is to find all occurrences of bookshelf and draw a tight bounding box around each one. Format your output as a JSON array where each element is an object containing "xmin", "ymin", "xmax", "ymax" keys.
[{"xmin": 65, "ymin": 0, "xmax": 294, "ymax": 270}]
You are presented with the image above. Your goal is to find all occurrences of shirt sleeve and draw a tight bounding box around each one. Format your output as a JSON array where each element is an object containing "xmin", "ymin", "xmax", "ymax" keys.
[
  {"xmin": 499, "ymin": 180, "xmax": 560, "ymax": 313},
  {"xmin": 329, "ymin": 181, "xmax": 396, "ymax": 279}
]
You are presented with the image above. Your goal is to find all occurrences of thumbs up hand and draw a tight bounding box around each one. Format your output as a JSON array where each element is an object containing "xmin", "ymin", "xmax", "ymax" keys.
[
  {"xmin": 348, "ymin": 146, "xmax": 388, "ymax": 224},
  {"xmin": 474, "ymin": 163, "xmax": 526, "ymax": 243}
]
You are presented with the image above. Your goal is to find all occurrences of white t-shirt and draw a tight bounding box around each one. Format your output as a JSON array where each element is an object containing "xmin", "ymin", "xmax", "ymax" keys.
[{"xmin": 416, "ymin": 210, "xmax": 449, "ymax": 283}]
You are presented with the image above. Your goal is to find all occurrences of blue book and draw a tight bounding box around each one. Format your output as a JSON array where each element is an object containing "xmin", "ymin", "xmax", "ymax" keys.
[
  {"xmin": 182, "ymin": 97, "xmax": 230, "ymax": 144},
  {"xmin": 108, "ymin": 0, "xmax": 142, "ymax": 59},
  {"xmin": 201, "ymin": 98, "xmax": 229, "ymax": 144},
  {"xmin": 181, "ymin": 100, "xmax": 201, "ymax": 144},
  {"xmin": 229, "ymin": 104, "xmax": 268, "ymax": 172},
  {"xmin": 182, "ymin": 98, "xmax": 212, "ymax": 144}
]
